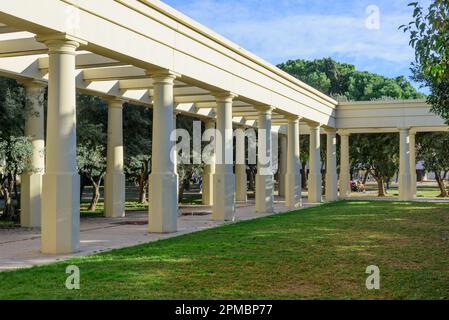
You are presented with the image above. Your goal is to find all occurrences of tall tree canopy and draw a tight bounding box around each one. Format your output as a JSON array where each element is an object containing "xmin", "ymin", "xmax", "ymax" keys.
[
  {"xmin": 0, "ymin": 78, "xmax": 33, "ymax": 220},
  {"xmin": 278, "ymin": 58, "xmax": 424, "ymax": 101},
  {"xmin": 401, "ymin": 0, "xmax": 449, "ymax": 123}
]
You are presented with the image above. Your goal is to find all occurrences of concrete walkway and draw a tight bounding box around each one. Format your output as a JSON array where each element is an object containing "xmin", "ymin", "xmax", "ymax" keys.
[{"xmin": 0, "ymin": 198, "xmax": 318, "ymax": 272}]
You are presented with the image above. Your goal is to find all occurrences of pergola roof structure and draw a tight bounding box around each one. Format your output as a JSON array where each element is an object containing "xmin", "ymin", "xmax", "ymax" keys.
[{"xmin": 0, "ymin": 2, "xmax": 446, "ymax": 134}]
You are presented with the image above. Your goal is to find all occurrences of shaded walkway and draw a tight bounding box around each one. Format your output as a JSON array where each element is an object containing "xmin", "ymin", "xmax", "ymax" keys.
[{"xmin": 0, "ymin": 197, "xmax": 317, "ymax": 271}]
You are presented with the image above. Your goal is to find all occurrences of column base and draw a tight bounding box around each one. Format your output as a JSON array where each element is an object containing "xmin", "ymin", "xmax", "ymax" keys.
[
  {"xmin": 20, "ymin": 173, "xmax": 42, "ymax": 227},
  {"xmin": 104, "ymin": 172, "xmax": 126, "ymax": 218},
  {"xmin": 41, "ymin": 172, "xmax": 80, "ymax": 254},
  {"xmin": 149, "ymin": 172, "xmax": 178, "ymax": 233},
  {"xmin": 256, "ymin": 174, "xmax": 274, "ymax": 213},
  {"xmin": 212, "ymin": 173, "xmax": 235, "ymax": 221},
  {"xmin": 202, "ymin": 172, "xmax": 213, "ymax": 206},
  {"xmin": 399, "ymin": 174, "xmax": 413, "ymax": 201},
  {"xmin": 235, "ymin": 164, "xmax": 247, "ymax": 202},
  {"xmin": 285, "ymin": 173, "xmax": 302, "ymax": 209},
  {"xmin": 308, "ymin": 173, "xmax": 322, "ymax": 203}
]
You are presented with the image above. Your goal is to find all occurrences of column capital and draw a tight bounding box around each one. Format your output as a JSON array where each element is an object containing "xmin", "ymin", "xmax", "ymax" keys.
[
  {"xmin": 212, "ymin": 91, "xmax": 238, "ymax": 103},
  {"xmin": 324, "ymin": 127, "xmax": 338, "ymax": 134},
  {"xmin": 398, "ymin": 127, "xmax": 411, "ymax": 132},
  {"xmin": 254, "ymin": 105, "xmax": 274, "ymax": 114},
  {"xmin": 36, "ymin": 33, "xmax": 87, "ymax": 54},
  {"xmin": 338, "ymin": 129, "xmax": 351, "ymax": 137},
  {"xmin": 105, "ymin": 98, "xmax": 126, "ymax": 109},
  {"xmin": 285, "ymin": 114, "xmax": 300, "ymax": 122},
  {"xmin": 307, "ymin": 121, "xmax": 321, "ymax": 129},
  {"xmin": 147, "ymin": 69, "xmax": 181, "ymax": 84},
  {"xmin": 19, "ymin": 80, "xmax": 47, "ymax": 90}
]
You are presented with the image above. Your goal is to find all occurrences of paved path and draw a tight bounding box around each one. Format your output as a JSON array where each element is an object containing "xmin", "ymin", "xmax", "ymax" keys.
[{"xmin": 0, "ymin": 198, "xmax": 318, "ymax": 272}]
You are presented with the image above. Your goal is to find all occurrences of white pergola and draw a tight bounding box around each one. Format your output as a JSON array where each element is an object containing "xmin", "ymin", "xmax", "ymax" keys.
[{"xmin": 0, "ymin": 0, "xmax": 447, "ymax": 254}]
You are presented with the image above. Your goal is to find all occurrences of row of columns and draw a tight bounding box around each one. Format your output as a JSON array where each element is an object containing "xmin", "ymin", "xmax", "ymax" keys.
[{"xmin": 19, "ymin": 35, "xmax": 418, "ymax": 255}]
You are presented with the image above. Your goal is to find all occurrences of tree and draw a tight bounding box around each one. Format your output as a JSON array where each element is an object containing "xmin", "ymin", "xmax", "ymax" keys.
[
  {"xmin": 125, "ymin": 154, "xmax": 151, "ymax": 203},
  {"xmin": 401, "ymin": 0, "xmax": 449, "ymax": 123},
  {"xmin": 0, "ymin": 137, "xmax": 33, "ymax": 220},
  {"xmin": 416, "ymin": 132, "xmax": 449, "ymax": 197},
  {"xmin": 350, "ymin": 134, "xmax": 399, "ymax": 196},
  {"xmin": 177, "ymin": 164, "xmax": 202, "ymax": 203},
  {"xmin": 76, "ymin": 94, "xmax": 107, "ymax": 210},
  {"xmin": 77, "ymin": 144, "xmax": 106, "ymax": 211},
  {"xmin": 123, "ymin": 104, "xmax": 152, "ymax": 203},
  {"xmin": 0, "ymin": 78, "xmax": 33, "ymax": 221}
]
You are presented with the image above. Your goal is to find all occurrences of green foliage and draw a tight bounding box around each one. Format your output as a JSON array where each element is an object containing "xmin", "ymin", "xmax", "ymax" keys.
[
  {"xmin": 350, "ymin": 134, "xmax": 399, "ymax": 186},
  {"xmin": 278, "ymin": 58, "xmax": 424, "ymax": 101},
  {"xmin": 401, "ymin": 0, "xmax": 449, "ymax": 122},
  {"xmin": 0, "ymin": 78, "xmax": 27, "ymax": 138},
  {"xmin": 123, "ymin": 104, "xmax": 152, "ymax": 203},
  {"xmin": 0, "ymin": 136, "xmax": 34, "ymax": 176},
  {"xmin": 77, "ymin": 144, "xmax": 106, "ymax": 179},
  {"xmin": 416, "ymin": 132, "xmax": 449, "ymax": 196}
]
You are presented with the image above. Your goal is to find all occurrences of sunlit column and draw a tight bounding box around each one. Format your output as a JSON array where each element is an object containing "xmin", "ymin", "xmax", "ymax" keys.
[
  {"xmin": 339, "ymin": 131, "xmax": 351, "ymax": 198},
  {"xmin": 148, "ymin": 71, "xmax": 179, "ymax": 232},
  {"xmin": 235, "ymin": 126, "xmax": 247, "ymax": 202},
  {"xmin": 325, "ymin": 129, "xmax": 338, "ymax": 201},
  {"xmin": 308, "ymin": 123, "xmax": 322, "ymax": 203},
  {"xmin": 285, "ymin": 116, "xmax": 302, "ymax": 208},
  {"xmin": 255, "ymin": 106, "xmax": 274, "ymax": 213},
  {"xmin": 104, "ymin": 99, "xmax": 125, "ymax": 218},
  {"xmin": 399, "ymin": 127, "xmax": 412, "ymax": 201},
  {"xmin": 20, "ymin": 81, "xmax": 46, "ymax": 227},
  {"xmin": 212, "ymin": 92, "xmax": 237, "ymax": 221},
  {"xmin": 37, "ymin": 35, "xmax": 85, "ymax": 254},
  {"xmin": 202, "ymin": 120, "xmax": 215, "ymax": 205}
]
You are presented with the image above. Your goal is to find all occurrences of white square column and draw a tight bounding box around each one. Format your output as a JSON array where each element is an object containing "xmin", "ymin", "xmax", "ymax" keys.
[
  {"xmin": 148, "ymin": 71, "xmax": 179, "ymax": 233},
  {"xmin": 325, "ymin": 129, "xmax": 338, "ymax": 202},
  {"xmin": 37, "ymin": 35, "xmax": 86, "ymax": 254},
  {"xmin": 308, "ymin": 123, "xmax": 322, "ymax": 203},
  {"xmin": 339, "ymin": 131, "xmax": 351, "ymax": 198},
  {"xmin": 104, "ymin": 99, "xmax": 126, "ymax": 218},
  {"xmin": 212, "ymin": 92, "xmax": 237, "ymax": 221},
  {"xmin": 399, "ymin": 127, "xmax": 413, "ymax": 201},
  {"xmin": 285, "ymin": 116, "xmax": 302, "ymax": 208},
  {"xmin": 20, "ymin": 81, "xmax": 46, "ymax": 227},
  {"xmin": 255, "ymin": 106, "xmax": 274, "ymax": 213}
]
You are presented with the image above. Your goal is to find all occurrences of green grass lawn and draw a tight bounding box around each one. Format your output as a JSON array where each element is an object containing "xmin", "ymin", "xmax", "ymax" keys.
[
  {"xmin": 350, "ymin": 185, "xmax": 444, "ymax": 198},
  {"xmin": 80, "ymin": 200, "xmax": 148, "ymax": 217},
  {"xmin": 1, "ymin": 201, "xmax": 448, "ymax": 300}
]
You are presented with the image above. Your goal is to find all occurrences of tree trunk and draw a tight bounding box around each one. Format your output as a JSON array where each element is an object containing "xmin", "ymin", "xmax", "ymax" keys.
[
  {"xmin": 87, "ymin": 173, "xmax": 105, "ymax": 211},
  {"xmin": 363, "ymin": 170, "xmax": 370, "ymax": 185},
  {"xmin": 1, "ymin": 174, "xmax": 16, "ymax": 220},
  {"xmin": 436, "ymin": 175, "xmax": 448, "ymax": 197},
  {"xmin": 138, "ymin": 173, "xmax": 148, "ymax": 204},
  {"xmin": 375, "ymin": 177, "xmax": 386, "ymax": 197},
  {"xmin": 178, "ymin": 184, "xmax": 184, "ymax": 203}
]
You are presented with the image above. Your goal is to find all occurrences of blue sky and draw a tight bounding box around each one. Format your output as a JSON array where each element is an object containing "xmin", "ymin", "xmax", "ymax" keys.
[{"xmin": 163, "ymin": 0, "xmax": 430, "ymax": 93}]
